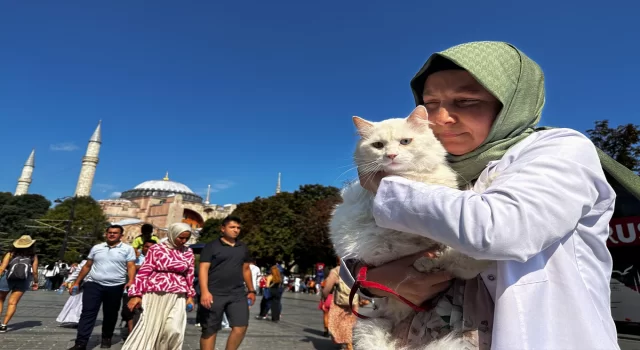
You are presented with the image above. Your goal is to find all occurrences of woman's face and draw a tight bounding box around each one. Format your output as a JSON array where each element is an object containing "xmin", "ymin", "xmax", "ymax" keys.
[
  {"xmin": 173, "ymin": 231, "xmax": 191, "ymax": 248},
  {"xmin": 422, "ymin": 70, "xmax": 501, "ymax": 155}
]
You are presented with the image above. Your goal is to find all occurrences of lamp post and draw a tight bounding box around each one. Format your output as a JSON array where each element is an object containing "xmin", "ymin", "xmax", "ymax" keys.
[{"xmin": 55, "ymin": 196, "xmax": 77, "ymax": 260}]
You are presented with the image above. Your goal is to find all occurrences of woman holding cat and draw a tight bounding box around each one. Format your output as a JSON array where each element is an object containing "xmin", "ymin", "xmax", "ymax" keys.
[{"xmin": 341, "ymin": 41, "xmax": 628, "ymax": 349}]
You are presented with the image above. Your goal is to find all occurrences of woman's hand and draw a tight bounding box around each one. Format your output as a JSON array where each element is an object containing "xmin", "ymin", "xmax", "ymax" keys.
[
  {"xmin": 364, "ymin": 250, "xmax": 453, "ymax": 307},
  {"xmin": 69, "ymin": 283, "xmax": 80, "ymax": 296},
  {"xmin": 358, "ymin": 170, "xmax": 387, "ymax": 193},
  {"xmin": 127, "ymin": 297, "xmax": 142, "ymax": 312},
  {"xmin": 186, "ymin": 297, "xmax": 195, "ymax": 312}
]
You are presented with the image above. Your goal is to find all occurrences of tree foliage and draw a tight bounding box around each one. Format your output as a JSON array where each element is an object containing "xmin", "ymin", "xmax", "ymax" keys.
[
  {"xmin": 226, "ymin": 184, "xmax": 342, "ymax": 273},
  {"xmin": 199, "ymin": 217, "xmax": 224, "ymax": 243},
  {"xmin": 35, "ymin": 197, "xmax": 109, "ymax": 263},
  {"xmin": 587, "ymin": 120, "xmax": 640, "ymax": 173},
  {"xmin": 0, "ymin": 193, "xmax": 51, "ymax": 254}
]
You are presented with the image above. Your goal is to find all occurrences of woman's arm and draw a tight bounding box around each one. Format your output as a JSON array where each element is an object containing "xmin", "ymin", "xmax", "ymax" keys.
[
  {"xmin": 31, "ymin": 255, "xmax": 39, "ymax": 286},
  {"xmin": 186, "ymin": 250, "xmax": 196, "ymax": 298},
  {"xmin": 321, "ymin": 268, "xmax": 339, "ymax": 297},
  {"xmin": 127, "ymin": 245, "xmax": 158, "ymax": 297},
  {"xmin": 0, "ymin": 253, "xmax": 10, "ymax": 275},
  {"xmin": 66, "ymin": 260, "xmax": 86, "ymax": 283},
  {"xmin": 371, "ymin": 131, "xmax": 610, "ymax": 263}
]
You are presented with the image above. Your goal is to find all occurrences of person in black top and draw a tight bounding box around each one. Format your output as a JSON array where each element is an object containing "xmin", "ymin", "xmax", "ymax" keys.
[{"xmin": 198, "ymin": 216, "xmax": 256, "ymax": 350}]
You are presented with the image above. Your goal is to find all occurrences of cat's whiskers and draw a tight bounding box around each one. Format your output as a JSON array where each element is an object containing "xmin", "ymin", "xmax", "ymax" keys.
[
  {"xmin": 357, "ymin": 163, "xmax": 383, "ymax": 200},
  {"xmin": 334, "ymin": 164, "xmax": 364, "ymax": 183}
]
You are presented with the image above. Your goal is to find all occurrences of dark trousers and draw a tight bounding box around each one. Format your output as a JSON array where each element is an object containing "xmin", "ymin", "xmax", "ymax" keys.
[
  {"xmin": 259, "ymin": 287, "xmax": 283, "ymax": 320},
  {"xmin": 75, "ymin": 282, "xmax": 125, "ymax": 346}
]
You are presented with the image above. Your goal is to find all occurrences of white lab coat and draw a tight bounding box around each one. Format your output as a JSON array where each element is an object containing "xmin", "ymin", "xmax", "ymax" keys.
[{"xmin": 341, "ymin": 128, "xmax": 620, "ymax": 350}]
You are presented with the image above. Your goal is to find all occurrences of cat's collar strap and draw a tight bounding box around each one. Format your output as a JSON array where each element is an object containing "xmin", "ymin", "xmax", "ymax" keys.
[{"xmin": 348, "ymin": 266, "xmax": 431, "ymax": 319}]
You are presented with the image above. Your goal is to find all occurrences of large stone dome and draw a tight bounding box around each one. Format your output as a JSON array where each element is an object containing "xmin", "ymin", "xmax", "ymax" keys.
[
  {"xmin": 133, "ymin": 180, "xmax": 195, "ymax": 194},
  {"xmin": 120, "ymin": 173, "xmax": 203, "ymax": 203}
]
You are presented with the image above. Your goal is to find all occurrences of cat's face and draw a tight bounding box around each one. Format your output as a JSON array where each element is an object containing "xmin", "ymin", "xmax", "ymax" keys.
[{"xmin": 353, "ymin": 106, "xmax": 447, "ymax": 176}]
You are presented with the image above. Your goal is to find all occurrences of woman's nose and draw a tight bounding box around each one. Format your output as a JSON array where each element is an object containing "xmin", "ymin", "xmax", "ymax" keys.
[{"xmin": 430, "ymin": 107, "xmax": 455, "ymax": 125}]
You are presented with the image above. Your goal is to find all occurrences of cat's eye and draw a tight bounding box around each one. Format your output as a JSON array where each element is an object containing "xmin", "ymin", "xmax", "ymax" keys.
[
  {"xmin": 400, "ymin": 138, "xmax": 412, "ymax": 145},
  {"xmin": 371, "ymin": 142, "xmax": 384, "ymax": 149}
]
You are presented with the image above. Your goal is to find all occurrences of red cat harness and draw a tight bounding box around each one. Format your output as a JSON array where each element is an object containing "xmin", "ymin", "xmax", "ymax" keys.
[{"xmin": 348, "ymin": 266, "xmax": 432, "ymax": 319}]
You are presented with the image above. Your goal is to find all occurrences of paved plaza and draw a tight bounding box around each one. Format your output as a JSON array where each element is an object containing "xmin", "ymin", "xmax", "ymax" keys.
[{"xmin": 0, "ymin": 291, "xmax": 338, "ymax": 350}]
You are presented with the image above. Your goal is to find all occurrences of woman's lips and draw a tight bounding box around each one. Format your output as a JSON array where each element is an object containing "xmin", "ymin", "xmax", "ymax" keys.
[{"xmin": 438, "ymin": 132, "xmax": 463, "ymax": 138}]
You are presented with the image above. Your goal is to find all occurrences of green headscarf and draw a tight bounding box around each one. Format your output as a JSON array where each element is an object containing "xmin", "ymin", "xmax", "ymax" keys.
[{"xmin": 409, "ymin": 41, "xmax": 640, "ymax": 201}]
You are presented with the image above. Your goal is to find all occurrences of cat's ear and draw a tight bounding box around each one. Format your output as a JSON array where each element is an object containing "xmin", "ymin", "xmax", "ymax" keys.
[
  {"xmin": 352, "ymin": 116, "xmax": 374, "ymax": 137},
  {"xmin": 406, "ymin": 105, "xmax": 429, "ymax": 127}
]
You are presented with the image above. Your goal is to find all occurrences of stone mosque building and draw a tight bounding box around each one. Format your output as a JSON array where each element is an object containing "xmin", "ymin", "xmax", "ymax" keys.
[
  {"xmin": 13, "ymin": 121, "xmax": 240, "ymax": 244},
  {"xmin": 98, "ymin": 173, "xmax": 238, "ymax": 242}
]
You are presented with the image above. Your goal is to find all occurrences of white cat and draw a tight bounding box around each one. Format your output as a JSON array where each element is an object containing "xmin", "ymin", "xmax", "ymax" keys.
[{"xmin": 330, "ymin": 106, "xmax": 493, "ymax": 350}]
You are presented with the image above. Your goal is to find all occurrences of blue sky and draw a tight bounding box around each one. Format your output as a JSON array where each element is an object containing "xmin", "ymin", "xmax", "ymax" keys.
[{"xmin": 0, "ymin": 0, "xmax": 638, "ymax": 205}]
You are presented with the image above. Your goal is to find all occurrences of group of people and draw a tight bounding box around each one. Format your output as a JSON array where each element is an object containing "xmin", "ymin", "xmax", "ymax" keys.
[
  {"xmin": 0, "ymin": 215, "xmax": 259, "ymax": 350},
  {"xmin": 2, "ymin": 40, "xmax": 636, "ymax": 350}
]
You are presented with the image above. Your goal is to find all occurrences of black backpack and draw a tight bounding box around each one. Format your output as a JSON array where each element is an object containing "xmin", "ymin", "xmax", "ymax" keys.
[{"xmin": 6, "ymin": 255, "xmax": 32, "ymax": 281}]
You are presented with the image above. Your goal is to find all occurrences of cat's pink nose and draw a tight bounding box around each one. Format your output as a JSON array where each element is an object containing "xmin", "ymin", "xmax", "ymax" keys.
[{"xmin": 387, "ymin": 154, "xmax": 397, "ymax": 160}]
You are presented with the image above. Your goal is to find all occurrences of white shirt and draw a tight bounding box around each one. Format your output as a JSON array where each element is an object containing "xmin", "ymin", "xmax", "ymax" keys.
[
  {"xmin": 65, "ymin": 260, "xmax": 87, "ymax": 284},
  {"xmin": 249, "ymin": 264, "xmax": 260, "ymax": 290},
  {"xmin": 341, "ymin": 129, "xmax": 619, "ymax": 350},
  {"xmin": 85, "ymin": 242, "xmax": 136, "ymax": 287}
]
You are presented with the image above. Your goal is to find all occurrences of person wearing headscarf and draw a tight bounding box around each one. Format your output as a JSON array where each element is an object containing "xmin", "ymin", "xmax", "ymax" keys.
[
  {"xmin": 339, "ymin": 41, "xmax": 636, "ymax": 349},
  {"xmin": 122, "ymin": 222, "xmax": 196, "ymax": 350}
]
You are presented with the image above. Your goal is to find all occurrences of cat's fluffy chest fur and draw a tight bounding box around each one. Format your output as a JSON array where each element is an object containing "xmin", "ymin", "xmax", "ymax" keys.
[
  {"xmin": 329, "ymin": 106, "xmax": 493, "ymax": 349},
  {"xmin": 330, "ymin": 164, "xmax": 457, "ymax": 268}
]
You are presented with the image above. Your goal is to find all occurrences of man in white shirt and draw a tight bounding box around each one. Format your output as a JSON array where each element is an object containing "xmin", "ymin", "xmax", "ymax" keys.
[{"xmin": 67, "ymin": 225, "xmax": 136, "ymax": 350}]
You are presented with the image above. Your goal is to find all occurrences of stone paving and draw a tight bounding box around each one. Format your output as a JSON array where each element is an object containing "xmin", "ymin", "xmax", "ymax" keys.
[{"xmin": 0, "ymin": 290, "xmax": 339, "ymax": 350}]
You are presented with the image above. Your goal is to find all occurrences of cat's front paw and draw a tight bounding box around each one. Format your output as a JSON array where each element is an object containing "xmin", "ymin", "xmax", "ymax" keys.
[{"xmin": 412, "ymin": 255, "xmax": 444, "ymax": 274}]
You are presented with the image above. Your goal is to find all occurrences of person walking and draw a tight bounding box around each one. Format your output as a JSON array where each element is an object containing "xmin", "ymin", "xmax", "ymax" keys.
[
  {"xmin": 256, "ymin": 265, "xmax": 283, "ymax": 322},
  {"xmin": 56, "ymin": 248, "xmax": 93, "ymax": 327},
  {"xmin": 198, "ymin": 216, "xmax": 256, "ymax": 350},
  {"xmin": 322, "ymin": 264, "xmax": 359, "ymax": 350},
  {"xmin": 121, "ymin": 223, "xmax": 195, "ymax": 350},
  {"xmin": 67, "ymin": 225, "xmax": 136, "ymax": 350},
  {"xmin": 121, "ymin": 239, "xmax": 156, "ymax": 339},
  {"xmin": 0, "ymin": 235, "xmax": 39, "ymax": 333},
  {"xmin": 131, "ymin": 223, "xmax": 159, "ymax": 258}
]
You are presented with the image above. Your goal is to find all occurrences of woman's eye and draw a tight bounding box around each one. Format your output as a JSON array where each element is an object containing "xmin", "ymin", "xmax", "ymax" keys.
[
  {"xmin": 424, "ymin": 102, "xmax": 439, "ymax": 109},
  {"xmin": 371, "ymin": 142, "xmax": 384, "ymax": 149},
  {"xmin": 457, "ymin": 99, "xmax": 480, "ymax": 107},
  {"xmin": 400, "ymin": 138, "xmax": 412, "ymax": 145}
]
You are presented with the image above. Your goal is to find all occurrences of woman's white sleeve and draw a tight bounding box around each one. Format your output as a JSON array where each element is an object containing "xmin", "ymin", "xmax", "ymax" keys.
[
  {"xmin": 372, "ymin": 131, "xmax": 613, "ymax": 263},
  {"xmin": 65, "ymin": 261, "xmax": 86, "ymax": 283}
]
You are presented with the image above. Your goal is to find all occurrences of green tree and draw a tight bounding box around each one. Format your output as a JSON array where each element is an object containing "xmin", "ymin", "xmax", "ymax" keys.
[
  {"xmin": 230, "ymin": 184, "xmax": 341, "ymax": 271},
  {"xmin": 35, "ymin": 197, "xmax": 109, "ymax": 262},
  {"xmin": 587, "ymin": 120, "xmax": 640, "ymax": 172},
  {"xmin": 0, "ymin": 193, "xmax": 51, "ymax": 248},
  {"xmin": 199, "ymin": 217, "xmax": 224, "ymax": 243},
  {"xmin": 293, "ymin": 196, "xmax": 341, "ymax": 273}
]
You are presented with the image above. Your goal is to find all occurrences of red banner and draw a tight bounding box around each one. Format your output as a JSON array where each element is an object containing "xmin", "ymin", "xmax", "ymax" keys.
[{"xmin": 608, "ymin": 217, "xmax": 640, "ymax": 247}]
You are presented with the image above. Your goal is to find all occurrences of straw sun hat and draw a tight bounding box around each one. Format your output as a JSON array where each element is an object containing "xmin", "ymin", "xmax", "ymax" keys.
[{"xmin": 13, "ymin": 235, "xmax": 36, "ymax": 248}]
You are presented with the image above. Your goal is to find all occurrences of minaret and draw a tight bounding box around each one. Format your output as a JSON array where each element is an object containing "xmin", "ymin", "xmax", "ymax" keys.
[
  {"xmin": 14, "ymin": 149, "xmax": 35, "ymax": 196},
  {"xmin": 74, "ymin": 121, "xmax": 101, "ymax": 197},
  {"xmin": 205, "ymin": 184, "xmax": 211, "ymax": 205},
  {"xmin": 276, "ymin": 172, "xmax": 281, "ymax": 194}
]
